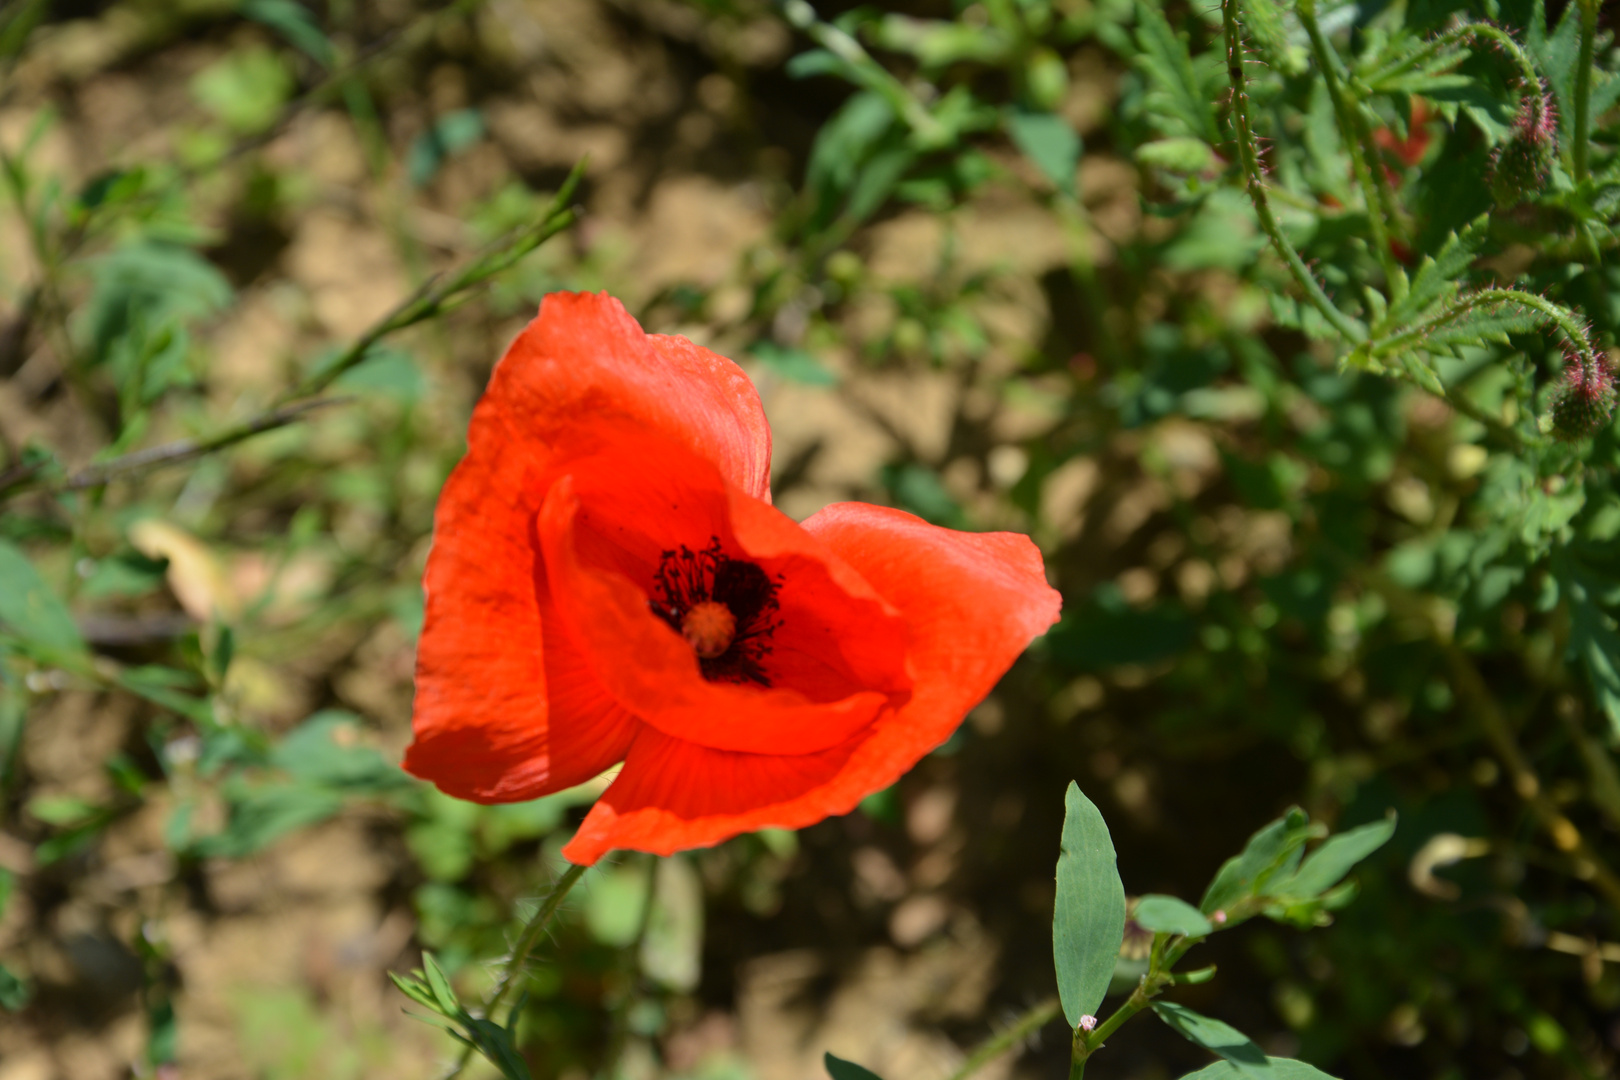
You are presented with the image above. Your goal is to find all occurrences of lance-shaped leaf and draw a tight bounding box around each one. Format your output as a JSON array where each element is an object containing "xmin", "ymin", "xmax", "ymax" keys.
[
  {"xmin": 1155, "ymin": 1001, "xmax": 1272, "ymax": 1078},
  {"xmin": 1268, "ymin": 813, "xmax": 1397, "ymax": 900},
  {"xmin": 1054, "ymin": 781, "xmax": 1126, "ymax": 1027},
  {"xmin": 0, "ymin": 539, "xmax": 85, "ymax": 662},
  {"xmin": 1200, "ymin": 808, "xmax": 1316, "ymax": 916}
]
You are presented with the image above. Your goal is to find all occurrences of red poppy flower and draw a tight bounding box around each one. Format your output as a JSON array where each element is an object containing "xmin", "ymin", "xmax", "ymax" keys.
[{"xmin": 402, "ymin": 292, "xmax": 1061, "ymax": 865}]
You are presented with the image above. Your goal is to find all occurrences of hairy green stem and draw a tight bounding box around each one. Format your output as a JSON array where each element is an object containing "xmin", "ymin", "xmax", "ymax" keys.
[
  {"xmin": 1221, "ymin": 0, "xmax": 1366, "ymax": 343},
  {"xmin": 948, "ymin": 997, "xmax": 1062, "ymax": 1080},
  {"xmin": 1364, "ymin": 22, "xmax": 1541, "ymax": 97},
  {"xmin": 1296, "ymin": 0, "xmax": 1403, "ymax": 298},
  {"xmin": 1367, "ymin": 287, "xmax": 1595, "ymax": 370},
  {"xmin": 1573, "ymin": 0, "xmax": 1597, "ymax": 181},
  {"xmin": 442, "ymin": 862, "xmax": 590, "ymax": 1080}
]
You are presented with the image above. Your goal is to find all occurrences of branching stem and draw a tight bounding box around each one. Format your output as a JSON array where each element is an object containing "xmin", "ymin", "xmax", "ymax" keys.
[{"xmin": 947, "ymin": 997, "xmax": 1062, "ymax": 1080}]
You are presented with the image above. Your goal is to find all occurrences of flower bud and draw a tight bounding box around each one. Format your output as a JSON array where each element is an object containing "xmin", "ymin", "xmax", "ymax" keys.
[
  {"xmin": 1549, "ymin": 352, "xmax": 1617, "ymax": 441},
  {"xmin": 1490, "ymin": 91, "xmax": 1557, "ymax": 208}
]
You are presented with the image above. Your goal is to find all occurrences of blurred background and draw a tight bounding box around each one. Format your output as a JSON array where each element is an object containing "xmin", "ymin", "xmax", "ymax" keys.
[{"xmin": 1, "ymin": 0, "xmax": 1619, "ymax": 1078}]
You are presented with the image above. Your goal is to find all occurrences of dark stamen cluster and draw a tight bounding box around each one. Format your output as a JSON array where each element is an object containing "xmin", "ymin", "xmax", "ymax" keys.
[{"xmin": 652, "ymin": 537, "xmax": 782, "ymax": 686}]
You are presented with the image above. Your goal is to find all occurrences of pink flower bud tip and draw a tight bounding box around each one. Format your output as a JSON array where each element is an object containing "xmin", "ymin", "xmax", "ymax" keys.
[{"xmin": 1080, "ymin": 1015, "xmax": 1098, "ymax": 1032}]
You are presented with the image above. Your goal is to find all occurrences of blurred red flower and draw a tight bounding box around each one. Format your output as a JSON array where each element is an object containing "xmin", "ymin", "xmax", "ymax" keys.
[{"xmin": 402, "ymin": 292, "xmax": 1062, "ymax": 865}]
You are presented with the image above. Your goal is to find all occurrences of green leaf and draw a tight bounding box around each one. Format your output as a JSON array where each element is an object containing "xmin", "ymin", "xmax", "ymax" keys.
[
  {"xmin": 641, "ymin": 856, "xmax": 704, "ymax": 992},
  {"xmin": 407, "ymin": 109, "xmax": 486, "ymax": 187},
  {"xmin": 1131, "ymin": 0, "xmax": 1220, "ymax": 143},
  {"xmin": 1054, "ymin": 781, "xmax": 1127, "ymax": 1028},
  {"xmin": 1269, "ymin": 813, "xmax": 1396, "ymax": 900},
  {"xmin": 1559, "ymin": 555, "xmax": 1620, "ymax": 741},
  {"xmin": 422, "ymin": 952, "xmax": 461, "ymax": 1016},
  {"xmin": 190, "ymin": 45, "xmax": 294, "ymax": 132},
  {"xmin": 1155, "ymin": 1002, "xmax": 1272, "ymax": 1078},
  {"xmin": 0, "ymin": 539, "xmax": 84, "ymax": 660},
  {"xmin": 270, "ymin": 711, "xmax": 411, "ymax": 793},
  {"xmin": 825, "ymin": 1052, "xmax": 885, "ymax": 1080},
  {"xmin": 751, "ymin": 342, "xmax": 839, "ymax": 386},
  {"xmin": 388, "ymin": 971, "xmax": 441, "ymax": 1012},
  {"xmin": 1006, "ymin": 109, "xmax": 1080, "ymax": 198},
  {"xmin": 1385, "ymin": 215, "xmax": 1489, "ymax": 327},
  {"xmin": 242, "ymin": 0, "xmax": 335, "ymax": 67},
  {"xmin": 1136, "ymin": 137, "xmax": 1217, "ymax": 174},
  {"xmin": 1177, "ymin": 1056, "xmax": 1343, "ymax": 1080},
  {"xmin": 1200, "ymin": 808, "xmax": 1315, "ymax": 916},
  {"xmin": 1133, "ymin": 895, "xmax": 1213, "ymax": 937},
  {"xmin": 0, "ymin": 963, "xmax": 29, "ymax": 1011},
  {"xmin": 1528, "ymin": 0, "xmax": 1582, "ymax": 143}
]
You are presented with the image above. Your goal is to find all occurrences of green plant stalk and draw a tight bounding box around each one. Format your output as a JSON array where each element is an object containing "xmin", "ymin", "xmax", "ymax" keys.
[
  {"xmin": 5, "ymin": 161, "xmax": 584, "ymax": 500},
  {"xmin": 442, "ymin": 861, "xmax": 590, "ymax": 1080},
  {"xmin": 1573, "ymin": 0, "xmax": 1598, "ymax": 181},
  {"xmin": 1221, "ymin": 0, "xmax": 1366, "ymax": 343},
  {"xmin": 947, "ymin": 997, "xmax": 1062, "ymax": 1080},
  {"xmin": 1069, "ymin": 935, "xmax": 1201, "ymax": 1077},
  {"xmin": 1296, "ymin": 0, "xmax": 1404, "ymax": 300},
  {"xmin": 774, "ymin": 0, "xmax": 947, "ymax": 147}
]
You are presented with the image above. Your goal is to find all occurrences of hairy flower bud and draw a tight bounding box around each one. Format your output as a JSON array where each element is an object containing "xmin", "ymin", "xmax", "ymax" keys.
[
  {"xmin": 1549, "ymin": 352, "xmax": 1617, "ymax": 441},
  {"xmin": 1490, "ymin": 91, "xmax": 1557, "ymax": 208}
]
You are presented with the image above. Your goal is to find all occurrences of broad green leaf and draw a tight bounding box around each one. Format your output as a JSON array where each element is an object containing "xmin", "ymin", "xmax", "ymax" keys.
[
  {"xmin": 1133, "ymin": 895, "xmax": 1213, "ymax": 937},
  {"xmin": 1178, "ymin": 1056, "xmax": 1343, "ymax": 1080},
  {"xmin": 1054, "ymin": 781, "xmax": 1127, "ymax": 1028},
  {"xmin": 0, "ymin": 539, "xmax": 84, "ymax": 660},
  {"xmin": 1155, "ymin": 1002, "xmax": 1271, "ymax": 1078},
  {"xmin": 1006, "ymin": 109, "xmax": 1080, "ymax": 198},
  {"xmin": 1269, "ymin": 814, "xmax": 1396, "ymax": 899},
  {"xmin": 1200, "ymin": 808, "xmax": 1315, "ymax": 916},
  {"xmin": 582, "ymin": 862, "xmax": 653, "ymax": 947},
  {"xmin": 271, "ymin": 711, "xmax": 411, "ymax": 792},
  {"xmin": 825, "ymin": 1052, "xmax": 885, "ymax": 1080}
]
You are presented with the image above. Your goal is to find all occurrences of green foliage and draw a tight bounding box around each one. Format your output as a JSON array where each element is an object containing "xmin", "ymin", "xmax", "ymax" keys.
[{"xmin": 1053, "ymin": 781, "xmax": 1126, "ymax": 1026}]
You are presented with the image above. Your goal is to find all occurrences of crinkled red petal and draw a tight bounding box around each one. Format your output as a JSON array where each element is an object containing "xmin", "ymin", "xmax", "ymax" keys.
[{"xmin": 560, "ymin": 504, "xmax": 1061, "ymax": 863}]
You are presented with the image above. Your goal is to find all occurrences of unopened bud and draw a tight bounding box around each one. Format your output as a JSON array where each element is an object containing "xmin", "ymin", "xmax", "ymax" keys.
[
  {"xmin": 1079, "ymin": 1014, "xmax": 1098, "ymax": 1032},
  {"xmin": 1549, "ymin": 351, "xmax": 1617, "ymax": 441},
  {"xmin": 1490, "ymin": 90, "xmax": 1557, "ymax": 208}
]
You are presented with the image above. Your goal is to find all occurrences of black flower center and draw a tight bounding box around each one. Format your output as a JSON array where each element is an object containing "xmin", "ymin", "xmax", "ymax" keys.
[{"xmin": 651, "ymin": 537, "xmax": 782, "ymax": 686}]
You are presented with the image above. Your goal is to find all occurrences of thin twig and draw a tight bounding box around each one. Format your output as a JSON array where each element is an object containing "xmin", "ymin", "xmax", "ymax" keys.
[
  {"xmin": 3, "ymin": 162, "xmax": 583, "ymax": 502},
  {"xmin": 946, "ymin": 997, "xmax": 1062, "ymax": 1080}
]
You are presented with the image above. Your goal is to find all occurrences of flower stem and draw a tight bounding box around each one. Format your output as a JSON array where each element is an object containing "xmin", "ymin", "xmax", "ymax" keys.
[
  {"xmin": 1219, "ymin": 0, "xmax": 1366, "ymax": 344},
  {"xmin": 946, "ymin": 997, "xmax": 1062, "ymax": 1080},
  {"xmin": 442, "ymin": 861, "xmax": 590, "ymax": 1080},
  {"xmin": 1296, "ymin": 0, "xmax": 1403, "ymax": 301},
  {"xmin": 1573, "ymin": 0, "xmax": 1598, "ymax": 182}
]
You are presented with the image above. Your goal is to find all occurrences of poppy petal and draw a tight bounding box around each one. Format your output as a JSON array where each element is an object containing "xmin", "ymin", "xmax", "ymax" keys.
[
  {"xmin": 561, "ymin": 726, "xmax": 862, "ymax": 863},
  {"xmin": 403, "ymin": 409, "xmax": 639, "ymax": 802},
  {"xmin": 558, "ymin": 504, "xmax": 1061, "ymax": 863},
  {"xmin": 486, "ymin": 292, "xmax": 772, "ymax": 501},
  {"xmin": 538, "ymin": 469, "xmax": 905, "ymax": 757}
]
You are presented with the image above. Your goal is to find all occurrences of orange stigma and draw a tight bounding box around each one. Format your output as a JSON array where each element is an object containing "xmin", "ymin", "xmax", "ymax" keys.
[{"xmin": 681, "ymin": 601, "xmax": 736, "ymax": 658}]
